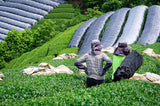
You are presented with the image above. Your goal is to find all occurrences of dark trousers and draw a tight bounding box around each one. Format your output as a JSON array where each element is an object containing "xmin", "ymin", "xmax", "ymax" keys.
[{"xmin": 87, "ymin": 78, "xmax": 105, "ymax": 88}]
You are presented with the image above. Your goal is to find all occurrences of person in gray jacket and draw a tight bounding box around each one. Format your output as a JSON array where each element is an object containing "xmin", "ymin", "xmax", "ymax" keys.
[{"xmin": 74, "ymin": 40, "xmax": 112, "ymax": 87}]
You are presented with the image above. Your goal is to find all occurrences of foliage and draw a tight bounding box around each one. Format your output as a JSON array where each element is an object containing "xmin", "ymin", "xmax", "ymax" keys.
[
  {"xmin": 5, "ymin": 23, "xmax": 83, "ymax": 69},
  {"xmin": 101, "ymin": 0, "xmax": 122, "ymax": 13},
  {"xmin": 85, "ymin": 6, "xmax": 103, "ymax": 19},
  {"xmin": 31, "ymin": 20, "xmax": 57, "ymax": 47},
  {"xmin": 82, "ymin": 0, "xmax": 105, "ymax": 8},
  {"xmin": 0, "ymin": 57, "xmax": 6, "ymax": 69},
  {"xmin": 82, "ymin": 0, "xmax": 160, "ymax": 13},
  {"xmin": 0, "ymin": 20, "xmax": 57, "ymax": 69}
]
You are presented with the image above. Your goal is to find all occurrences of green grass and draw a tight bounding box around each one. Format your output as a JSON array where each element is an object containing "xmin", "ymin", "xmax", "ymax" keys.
[{"xmin": 0, "ymin": 42, "xmax": 160, "ymax": 105}]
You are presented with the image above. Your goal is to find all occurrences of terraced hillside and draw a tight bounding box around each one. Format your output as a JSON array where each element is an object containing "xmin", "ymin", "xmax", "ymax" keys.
[
  {"xmin": 0, "ymin": 1, "xmax": 160, "ymax": 105},
  {"xmin": 0, "ymin": 0, "xmax": 67, "ymax": 41},
  {"xmin": 69, "ymin": 5, "xmax": 160, "ymax": 55}
]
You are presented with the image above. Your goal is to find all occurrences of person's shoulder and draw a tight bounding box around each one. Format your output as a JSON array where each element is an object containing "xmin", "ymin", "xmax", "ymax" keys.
[
  {"xmin": 101, "ymin": 52, "xmax": 109, "ymax": 57},
  {"xmin": 83, "ymin": 53, "xmax": 89, "ymax": 57},
  {"xmin": 101, "ymin": 52, "xmax": 107, "ymax": 55}
]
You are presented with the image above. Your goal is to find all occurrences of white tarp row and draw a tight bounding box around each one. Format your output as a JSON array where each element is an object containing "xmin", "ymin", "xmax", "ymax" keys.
[
  {"xmin": 50, "ymin": 0, "xmax": 68, "ymax": 4},
  {"xmin": 68, "ymin": 18, "xmax": 97, "ymax": 48},
  {"xmin": 0, "ymin": 11, "xmax": 37, "ymax": 25},
  {"xmin": 32, "ymin": 0, "xmax": 60, "ymax": 8},
  {"xmin": 0, "ymin": 0, "xmax": 3, "ymax": 4},
  {"xmin": 0, "ymin": 6, "xmax": 43, "ymax": 20},
  {"xmin": 0, "ymin": 33, "xmax": 6, "ymax": 40},
  {"xmin": 0, "ymin": 0, "xmax": 66, "ymax": 41},
  {"xmin": 0, "ymin": 21, "xmax": 24, "ymax": 31},
  {"xmin": 1, "ymin": 2, "xmax": 48, "ymax": 16},
  {"xmin": 8, "ymin": 0, "xmax": 53, "ymax": 12},
  {"xmin": 0, "ymin": 16, "xmax": 31, "ymax": 29},
  {"xmin": 69, "ymin": 5, "xmax": 160, "ymax": 55},
  {"xmin": 0, "ymin": 27, "xmax": 9, "ymax": 35},
  {"xmin": 114, "ymin": 5, "xmax": 148, "ymax": 47},
  {"xmin": 137, "ymin": 5, "xmax": 160, "ymax": 45},
  {"xmin": 100, "ymin": 8, "xmax": 130, "ymax": 48},
  {"xmin": 78, "ymin": 11, "xmax": 114, "ymax": 55}
]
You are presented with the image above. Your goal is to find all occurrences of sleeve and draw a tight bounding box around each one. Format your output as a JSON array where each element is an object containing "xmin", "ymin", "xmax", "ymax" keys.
[
  {"xmin": 74, "ymin": 55, "xmax": 88, "ymax": 74},
  {"xmin": 101, "ymin": 53, "xmax": 113, "ymax": 75}
]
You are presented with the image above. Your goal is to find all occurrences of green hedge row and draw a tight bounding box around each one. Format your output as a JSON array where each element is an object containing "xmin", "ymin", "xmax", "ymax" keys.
[
  {"xmin": 45, "ymin": 13, "xmax": 76, "ymax": 19},
  {"xmin": 57, "ymin": 4, "xmax": 74, "ymax": 8},
  {"xmin": 50, "ymin": 8, "xmax": 75, "ymax": 13}
]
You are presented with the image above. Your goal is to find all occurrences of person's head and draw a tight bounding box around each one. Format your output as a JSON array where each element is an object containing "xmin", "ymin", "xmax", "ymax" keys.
[
  {"xmin": 114, "ymin": 42, "xmax": 131, "ymax": 56},
  {"xmin": 89, "ymin": 40, "xmax": 103, "ymax": 55}
]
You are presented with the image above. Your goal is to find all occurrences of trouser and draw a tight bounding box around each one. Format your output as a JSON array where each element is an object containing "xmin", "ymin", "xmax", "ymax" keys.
[{"xmin": 87, "ymin": 77, "xmax": 105, "ymax": 88}]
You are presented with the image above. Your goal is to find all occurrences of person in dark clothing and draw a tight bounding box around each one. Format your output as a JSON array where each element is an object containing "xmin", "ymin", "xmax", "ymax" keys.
[
  {"xmin": 74, "ymin": 40, "xmax": 112, "ymax": 87},
  {"xmin": 112, "ymin": 42, "xmax": 131, "ymax": 80}
]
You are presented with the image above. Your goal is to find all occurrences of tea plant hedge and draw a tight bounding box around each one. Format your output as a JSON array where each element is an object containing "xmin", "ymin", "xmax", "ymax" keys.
[{"xmin": 0, "ymin": 42, "xmax": 160, "ymax": 105}]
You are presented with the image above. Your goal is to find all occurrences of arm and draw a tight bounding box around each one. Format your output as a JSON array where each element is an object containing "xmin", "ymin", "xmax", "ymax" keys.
[
  {"xmin": 101, "ymin": 53, "xmax": 113, "ymax": 75},
  {"xmin": 74, "ymin": 55, "xmax": 88, "ymax": 74}
]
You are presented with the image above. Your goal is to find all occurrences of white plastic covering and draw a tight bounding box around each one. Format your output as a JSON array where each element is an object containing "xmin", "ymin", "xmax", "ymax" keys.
[
  {"xmin": 8, "ymin": 0, "xmax": 53, "ymax": 12},
  {"xmin": 68, "ymin": 18, "xmax": 97, "ymax": 48},
  {"xmin": 0, "ymin": 16, "xmax": 31, "ymax": 29},
  {"xmin": 32, "ymin": 0, "xmax": 60, "ymax": 8},
  {"xmin": 101, "ymin": 8, "xmax": 130, "ymax": 48},
  {"xmin": 0, "ymin": 27, "xmax": 9, "ymax": 35},
  {"xmin": 137, "ymin": 5, "xmax": 160, "ymax": 45},
  {"xmin": 78, "ymin": 12, "xmax": 114, "ymax": 55},
  {"xmin": 0, "ymin": 21, "xmax": 24, "ymax": 31},
  {"xmin": 0, "ymin": 0, "xmax": 3, "ymax": 4},
  {"xmin": 114, "ymin": 5, "xmax": 148, "ymax": 47},
  {"xmin": 50, "ymin": 0, "xmax": 68, "ymax": 4},
  {"xmin": 0, "ymin": 6, "xmax": 43, "ymax": 20},
  {"xmin": 0, "ymin": 11, "xmax": 37, "ymax": 25},
  {"xmin": 0, "ymin": 33, "xmax": 6, "ymax": 40},
  {"xmin": 1, "ymin": 2, "xmax": 48, "ymax": 16}
]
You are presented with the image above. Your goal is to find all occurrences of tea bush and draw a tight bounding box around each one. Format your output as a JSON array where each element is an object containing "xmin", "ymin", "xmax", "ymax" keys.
[
  {"xmin": 0, "ymin": 43, "xmax": 160, "ymax": 105},
  {"xmin": 45, "ymin": 13, "xmax": 76, "ymax": 19}
]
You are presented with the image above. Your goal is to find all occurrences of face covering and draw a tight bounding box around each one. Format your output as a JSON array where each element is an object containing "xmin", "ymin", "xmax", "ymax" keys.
[{"xmin": 89, "ymin": 40, "xmax": 103, "ymax": 55}]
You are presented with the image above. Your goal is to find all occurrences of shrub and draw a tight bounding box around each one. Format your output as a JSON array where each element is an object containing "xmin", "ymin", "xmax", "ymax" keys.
[
  {"xmin": 31, "ymin": 20, "xmax": 58, "ymax": 47},
  {"xmin": 0, "ymin": 57, "xmax": 6, "ymax": 69},
  {"xmin": 66, "ymin": 14, "xmax": 88, "ymax": 26},
  {"xmin": 1, "ymin": 30, "xmax": 34, "ymax": 62},
  {"xmin": 101, "ymin": 0, "xmax": 122, "ymax": 13},
  {"xmin": 85, "ymin": 6, "xmax": 103, "ymax": 19}
]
